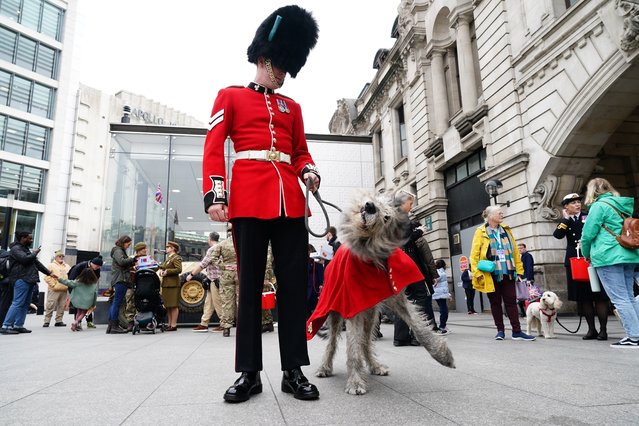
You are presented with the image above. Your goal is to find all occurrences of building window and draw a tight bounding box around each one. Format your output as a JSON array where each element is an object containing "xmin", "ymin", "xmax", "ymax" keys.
[
  {"xmin": 375, "ymin": 130, "xmax": 384, "ymax": 179},
  {"xmin": 0, "ymin": 0, "xmax": 64, "ymax": 41},
  {"xmin": 444, "ymin": 150, "xmax": 486, "ymax": 188},
  {"xmin": 0, "ymin": 206, "xmax": 41, "ymax": 247},
  {"xmin": 0, "ymin": 159, "xmax": 44, "ymax": 203},
  {"xmin": 0, "ymin": 70, "xmax": 54, "ymax": 117},
  {"xmin": 565, "ymin": 0, "xmax": 579, "ymax": 7},
  {"xmin": 0, "ymin": 113, "xmax": 50, "ymax": 160},
  {"xmin": 0, "ymin": 26, "xmax": 59, "ymax": 79},
  {"xmin": 396, "ymin": 104, "xmax": 408, "ymax": 160}
]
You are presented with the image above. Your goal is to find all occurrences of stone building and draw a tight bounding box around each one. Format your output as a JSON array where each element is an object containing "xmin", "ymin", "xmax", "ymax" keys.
[{"xmin": 330, "ymin": 0, "xmax": 639, "ymax": 310}]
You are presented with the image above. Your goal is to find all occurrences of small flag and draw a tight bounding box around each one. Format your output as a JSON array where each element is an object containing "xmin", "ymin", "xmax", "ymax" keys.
[{"xmin": 155, "ymin": 184, "xmax": 163, "ymax": 204}]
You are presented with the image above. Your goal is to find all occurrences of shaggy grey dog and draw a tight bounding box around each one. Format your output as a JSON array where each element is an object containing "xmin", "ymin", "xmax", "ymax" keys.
[{"xmin": 315, "ymin": 191, "xmax": 455, "ymax": 395}]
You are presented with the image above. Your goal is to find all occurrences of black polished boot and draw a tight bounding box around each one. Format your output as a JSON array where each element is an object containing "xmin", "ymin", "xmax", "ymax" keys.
[
  {"xmin": 223, "ymin": 372, "xmax": 262, "ymax": 403},
  {"xmin": 282, "ymin": 368, "xmax": 319, "ymax": 400}
]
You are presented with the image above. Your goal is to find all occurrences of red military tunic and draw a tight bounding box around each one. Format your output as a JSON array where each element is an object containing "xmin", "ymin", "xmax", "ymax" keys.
[
  {"xmin": 202, "ymin": 85, "xmax": 316, "ymax": 218},
  {"xmin": 306, "ymin": 246, "xmax": 425, "ymax": 339}
]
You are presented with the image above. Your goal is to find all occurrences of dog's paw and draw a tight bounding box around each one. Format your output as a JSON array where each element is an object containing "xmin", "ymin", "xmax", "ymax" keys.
[
  {"xmin": 345, "ymin": 382, "xmax": 367, "ymax": 395},
  {"xmin": 370, "ymin": 364, "xmax": 389, "ymax": 376},
  {"xmin": 315, "ymin": 366, "xmax": 333, "ymax": 377}
]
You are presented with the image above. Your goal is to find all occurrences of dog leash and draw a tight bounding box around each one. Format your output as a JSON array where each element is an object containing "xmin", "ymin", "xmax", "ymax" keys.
[
  {"xmin": 304, "ymin": 177, "xmax": 342, "ymax": 238},
  {"xmin": 555, "ymin": 315, "xmax": 582, "ymax": 334}
]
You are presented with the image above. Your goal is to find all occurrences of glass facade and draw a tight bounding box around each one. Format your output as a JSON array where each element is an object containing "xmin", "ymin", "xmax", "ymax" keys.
[
  {"xmin": 0, "ymin": 25, "xmax": 58, "ymax": 79},
  {"xmin": 0, "ymin": 0, "xmax": 63, "ymax": 253},
  {"xmin": 0, "ymin": 0, "xmax": 64, "ymax": 41},
  {"xmin": 0, "ymin": 158, "xmax": 44, "ymax": 202},
  {"xmin": 0, "ymin": 204, "xmax": 40, "ymax": 248},
  {"xmin": 0, "ymin": 113, "xmax": 50, "ymax": 159},
  {"xmin": 102, "ymin": 129, "xmax": 231, "ymax": 279},
  {"xmin": 0, "ymin": 69, "xmax": 54, "ymax": 117}
]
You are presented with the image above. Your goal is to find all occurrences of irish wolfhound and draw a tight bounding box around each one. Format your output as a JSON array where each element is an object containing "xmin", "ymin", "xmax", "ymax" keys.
[{"xmin": 307, "ymin": 191, "xmax": 455, "ymax": 395}]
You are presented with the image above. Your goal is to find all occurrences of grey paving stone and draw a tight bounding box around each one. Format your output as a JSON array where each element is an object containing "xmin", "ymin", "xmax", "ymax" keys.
[{"xmin": 0, "ymin": 313, "xmax": 637, "ymax": 425}]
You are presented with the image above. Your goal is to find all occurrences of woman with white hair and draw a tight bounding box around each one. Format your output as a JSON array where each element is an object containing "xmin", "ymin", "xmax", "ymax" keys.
[
  {"xmin": 469, "ymin": 205, "xmax": 536, "ymax": 341},
  {"xmin": 580, "ymin": 178, "xmax": 639, "ymax": 348},
  {"xmin": 392, "ymin": 190, "xmax": 439, "ymax": 346}
]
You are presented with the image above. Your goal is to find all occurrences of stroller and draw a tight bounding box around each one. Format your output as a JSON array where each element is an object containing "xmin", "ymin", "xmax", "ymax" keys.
[{"xmin": 132, "ymin": 268, "xmax": 167, "ymax": 335}]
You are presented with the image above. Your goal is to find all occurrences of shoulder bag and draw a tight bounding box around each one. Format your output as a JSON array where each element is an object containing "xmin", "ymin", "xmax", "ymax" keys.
[
  {"xmin": 600, "ymin": 201, "xmax": 639, "ymax": 249},
  {"xmin": 477, "ymin": 259, "xmax": 495, "ymax": 273}
]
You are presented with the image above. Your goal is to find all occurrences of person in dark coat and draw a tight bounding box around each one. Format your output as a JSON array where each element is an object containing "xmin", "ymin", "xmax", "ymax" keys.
[
  {"xmin": 516, "ymin": 243, "xmax": 535, "ymax": 316},
  {"xmin": 307, "ymin": 245, "xmax": 324, "ymax": 318},
  {"xmin": 461, "ymin": 267, "xmax": 477, "ymax": 314},
  {"xmin": 392, "ymin": 191, "xmax": 439, "ymax": 346},
  {"xmin": 553, "ymin": 192, "xmax": 610, "ymax": 340},
  {"xmin": 0, "ymin": 231, "xmax": 56, "ymax": 334}
]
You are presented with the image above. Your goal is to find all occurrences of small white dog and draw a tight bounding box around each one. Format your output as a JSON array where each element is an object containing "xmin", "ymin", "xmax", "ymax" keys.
[{"xmin": 526, "ymin": 291, "xmax": 563, "ymax": 339}]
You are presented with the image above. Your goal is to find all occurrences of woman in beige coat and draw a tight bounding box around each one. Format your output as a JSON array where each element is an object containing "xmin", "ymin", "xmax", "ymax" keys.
[{"xmin": 159, "ymin": 241, "xmax": 182, "ymax": 331}]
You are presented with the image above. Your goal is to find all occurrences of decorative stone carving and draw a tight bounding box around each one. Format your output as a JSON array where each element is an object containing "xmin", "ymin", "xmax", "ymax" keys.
[
  {"xmin": 398, "ymin": 1, "xmax": 414, "ymax": 38},
  {"xmin": 616, "ymin": 0, "xmax": 639, "ymax": 51},
  {"xmin": 530, "ymin": 175, "xmax": 561, "ymax": 220}
]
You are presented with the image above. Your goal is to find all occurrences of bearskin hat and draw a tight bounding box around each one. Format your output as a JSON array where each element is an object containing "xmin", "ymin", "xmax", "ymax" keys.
[{"xmin": 247, "ymin": 5, "xmax": 319, "ymax": 78}]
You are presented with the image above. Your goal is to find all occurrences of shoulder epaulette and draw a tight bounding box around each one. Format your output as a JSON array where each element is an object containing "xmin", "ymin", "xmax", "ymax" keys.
[{"xmin": 276, "ymin": 93, "xmax": 296, "ymax": 102}]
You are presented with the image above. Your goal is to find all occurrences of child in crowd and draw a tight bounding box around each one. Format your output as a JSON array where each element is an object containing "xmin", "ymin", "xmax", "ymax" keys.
[
  {"xmin": 58, "ymin": 269, "xmax": 98, "ymax": 331},
  {"xmin": 433, "ymin": 259, "xmax": 451, "ymax": 335}
]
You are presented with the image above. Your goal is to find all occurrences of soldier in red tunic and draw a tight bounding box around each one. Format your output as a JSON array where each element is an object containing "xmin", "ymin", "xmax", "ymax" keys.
[{"xmin": 202, "ymin": 5, "xmax": 320, "ymax": 403}]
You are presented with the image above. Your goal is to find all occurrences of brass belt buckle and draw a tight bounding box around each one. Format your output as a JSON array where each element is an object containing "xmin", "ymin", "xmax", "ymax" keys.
[{"xmin": 267, "ymin": 149, "xmax": 280, "ymax": 162}]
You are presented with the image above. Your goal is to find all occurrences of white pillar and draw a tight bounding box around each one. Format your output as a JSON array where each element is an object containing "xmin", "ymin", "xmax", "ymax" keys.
[
  {"xmin": 430, "ymin": 50, "xmax": 450, "ymax": 136},
  {"xmin": 456, "ymin": 16, "xmax": 478, "ymax": 113}
]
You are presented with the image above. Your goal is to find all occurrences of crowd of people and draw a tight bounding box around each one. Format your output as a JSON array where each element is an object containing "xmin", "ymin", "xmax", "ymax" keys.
[{"xmin": 1, "ymin": 8, "xmax": 638, "ymax": 414}]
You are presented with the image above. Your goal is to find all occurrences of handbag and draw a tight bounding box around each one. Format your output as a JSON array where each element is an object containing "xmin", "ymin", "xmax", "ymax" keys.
[
  {"xmin": 569, "ymin": 247, "xmax": 590, "ymax": 282},
  {"xmin": 262, "ymin": 282, "xmax": 276, "ymax": 310},
  {"xmin": 515, "ymin": 279, "xmax": 528, "ymax": 301},
  {"xmin": 600, "ymin": 201, "xmax": 639, "ymax": 249},
  {"xmin": 477, "ymin": 260, "xmax": 495, "ymax": 273},
  {"xmin": 588, "ymin": 266, "xmax": 601, "ymax": 292}
]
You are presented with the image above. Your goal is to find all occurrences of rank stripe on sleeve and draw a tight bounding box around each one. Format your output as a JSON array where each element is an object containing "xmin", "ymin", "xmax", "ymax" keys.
[{"xmin": 208, "ymin": 109, "xmax": 224, "ymax": 131}]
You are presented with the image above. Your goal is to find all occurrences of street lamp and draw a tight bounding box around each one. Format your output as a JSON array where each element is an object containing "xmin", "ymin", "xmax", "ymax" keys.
[
  {"xmin": 484, "ymin": 179, "xmax": 510, "ymax": 207},
  {"xmin": 2, "ymin": 190, "xmax": 15, "ymax": 250}
]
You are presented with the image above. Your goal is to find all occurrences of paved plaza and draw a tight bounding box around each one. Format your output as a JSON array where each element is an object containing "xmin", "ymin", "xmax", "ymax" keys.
[{"xmin": 1, "ymin": 312, "xmax": 637, "ymax": 425}]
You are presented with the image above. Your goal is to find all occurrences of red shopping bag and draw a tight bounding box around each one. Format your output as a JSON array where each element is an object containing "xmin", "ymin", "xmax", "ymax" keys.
[
  {"xmin": 261, "ymin": 283, "xmax": 276, "ymax": 310},
  {"xmin": 569, "ymin": 248, "xmax": 590, "ymax": 282}
]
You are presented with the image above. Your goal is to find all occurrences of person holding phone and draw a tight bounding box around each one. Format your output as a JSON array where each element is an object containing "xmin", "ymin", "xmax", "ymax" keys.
[{"xmin": 1, "ymin": 232, "xmax": 56, "ymax": 334}]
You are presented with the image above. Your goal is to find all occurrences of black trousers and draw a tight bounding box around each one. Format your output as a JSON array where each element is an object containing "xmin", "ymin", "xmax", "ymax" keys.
[
  {"xmin": 394, "ymin": 281, "xmax": 435, "ymax": 341},
  {"xmin": 464, "ymin": 287, "xmax": 476, "ymax": 312},
  {"xmin": 0, "ymin": 281, "xmax": 14, "ymax": 325},
  {"xmin": 232, "ymin": 217, "xmax": 310, "ymax": 372}
]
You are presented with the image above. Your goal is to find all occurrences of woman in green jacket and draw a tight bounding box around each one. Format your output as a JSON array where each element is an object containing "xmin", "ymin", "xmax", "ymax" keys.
[
  {"xmin": 58, "ymin": 268, "xmax": 99, "ymax": 332},
  {"xmin": 580, "ymin": 178, "xmax": 639, "ymax": 348}
]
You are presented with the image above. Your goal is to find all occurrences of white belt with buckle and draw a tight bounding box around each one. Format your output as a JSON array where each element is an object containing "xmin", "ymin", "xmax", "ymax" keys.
[{"xmin": 235, "ymin": 150, "xmax": 291, "ymax": 164}]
